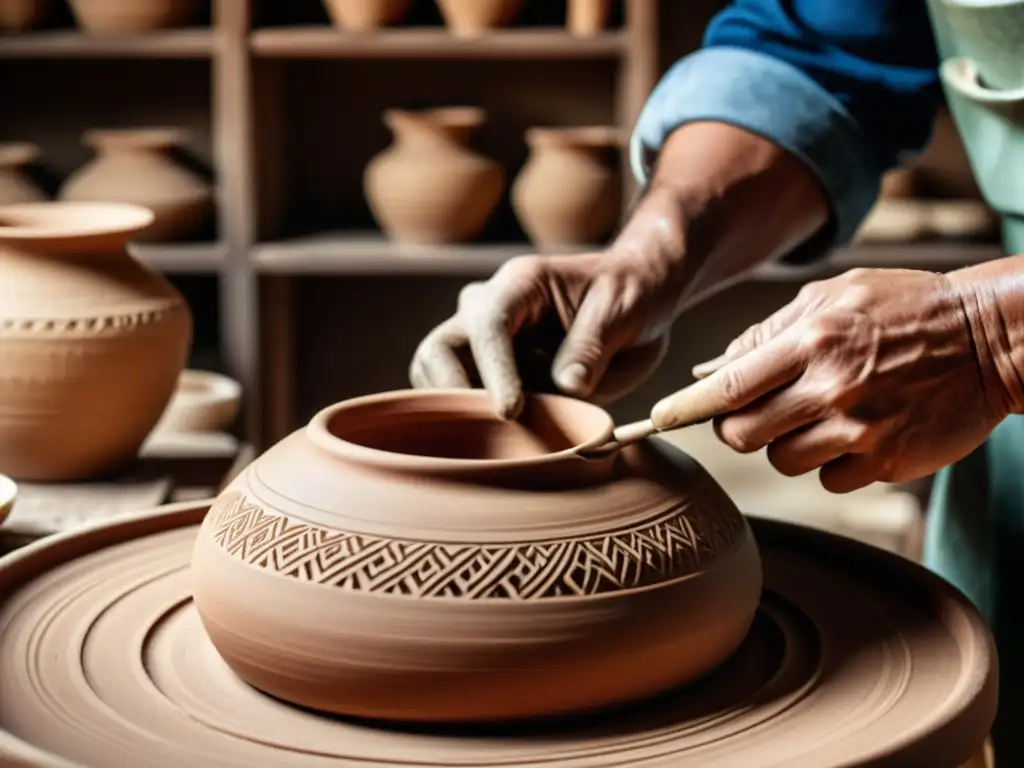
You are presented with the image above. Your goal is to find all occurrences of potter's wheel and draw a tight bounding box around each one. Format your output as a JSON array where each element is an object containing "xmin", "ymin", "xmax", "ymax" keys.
[{"xmin": 0, "ymin": 501, "xmax": 995, "ymax": 768}]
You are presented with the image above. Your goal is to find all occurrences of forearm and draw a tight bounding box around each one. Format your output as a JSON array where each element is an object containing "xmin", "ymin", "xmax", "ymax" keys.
[{"xmin": 947, "ymin": 257, "xmax": 1024, "ymax": 414}]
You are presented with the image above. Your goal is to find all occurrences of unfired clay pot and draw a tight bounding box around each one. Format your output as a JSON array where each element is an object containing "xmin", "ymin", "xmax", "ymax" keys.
[
  {"xmin": 192, "ymin": 389, "xmax": 763, "ymax": 723},
  {"xmin": 0, "ymin": 201, "xmax": 192, "ymax": 480},
  {"xmin": 67, "ymin": 0, "xmax": 201, "ymax": 33},
  {"xmin": 436, "ymin": 0, "xmax": 523, "ymax": 37},
  {"xmin": 364, "ymin": 107, "xmax": 504, "ymax": 244},
  {"xmin": 59, "ymin": 128, "xmax": 213, "ymax": 243},
  {"xmin": 0, "ymin": 144, "xmax": 46, "ymax": 205},
  {"xmin": 567, "ymin": 0, "xmax": 610, "ymax": 36},
  {"xmin": 322, "ymin": 0, "xmax": 411, "ymax": 31},
  {"xmin": 512, "ymin": 126, "xmax": 622, "ymax": 248},
  {"xmin": 0, "ymin": 0, "xmax": 50, "ymax": 32}
]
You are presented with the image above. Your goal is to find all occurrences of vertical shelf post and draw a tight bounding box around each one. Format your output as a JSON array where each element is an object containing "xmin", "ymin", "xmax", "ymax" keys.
[{"xmin": 618, "ymin": 0, "xmax": 660, "ymax": 200}]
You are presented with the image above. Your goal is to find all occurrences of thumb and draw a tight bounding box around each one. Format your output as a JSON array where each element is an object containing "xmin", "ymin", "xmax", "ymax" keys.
[{"xmin": 551, "ymin": 287, "xmax": 623, "ymax": 397}]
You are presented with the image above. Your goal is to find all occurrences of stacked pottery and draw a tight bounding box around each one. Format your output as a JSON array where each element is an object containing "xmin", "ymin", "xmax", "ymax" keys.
[
  {"xmin": 364, "ymin": 107, "xmax": 504, "ymax": 244},
  {"xmin": 0, "ymin": 201, "xmax": 192, "ymax": 480},
  {"xmin": 59, "ymin": 128, "xmax": 213, "ymax": 243},
  {"xmin": 436, "ymin": 0, "xmax": 523, "ymax": 37},
  {"xmin": 0, "ymin": 0, "xmax": 50, "ymax": 32},
  {"xmin": 512, "ymin": 126, "xmax": 622, "ymax": 248},
  {"xmin": 67, "ymin": 0, "xmax": 202, "ymax": 32},
  {"xmin": 322, "ymin": 0, "xmax": 411, "ymax": 31},
  {"xmin": 0, "ymin": 144, "xmax": 46, "ymax": 205}
]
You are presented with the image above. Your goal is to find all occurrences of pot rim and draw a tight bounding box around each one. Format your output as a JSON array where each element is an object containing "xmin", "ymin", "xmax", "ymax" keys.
[
  {"xmin": 306, "ymin": 388, "xmax": 616, "ymax": 472},
  {"xmin": 82, "ymin": 127, "xmax": 188, "ymax": 151},
  {"xmin": 0, "ymin": 201, "xmax": 155, "ymax": 240},
  {"xmin": 525, "ymin": 125, "xmax": 624, "ymax": 148}
]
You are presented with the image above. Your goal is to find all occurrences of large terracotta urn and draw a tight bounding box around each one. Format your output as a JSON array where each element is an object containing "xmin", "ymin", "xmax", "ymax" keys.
[
  {"xmin": 322, "ymin": 0, "xmax": 411, "ymax": 31},
  {"xmin": 67, "ymin": 0, "xmax": 201, "ymax": 33},
  {"xmin": 364, "ymin": 107, "xmax": 504, "ymax": 244},
  {"xmin": 59, "ymin": 128, "xmax": 213, "ymax": 242},
  {"xmin": 0, "ymin": 144, "xmax": 46, "ymax": 205},
  {"xmin": 512, "ymin": 126, "xmax": 622, "ymax": 248},
  {"xmin": 0, "ymin": 0, "xmax": 51, "ymax": 32},
  {"xmin": 0, "ymin": 202, "xmax": 192, "ymax": 480},
  {"xmin": 191, "ymin": 389, "xmax": 762, "ymax": 723}
]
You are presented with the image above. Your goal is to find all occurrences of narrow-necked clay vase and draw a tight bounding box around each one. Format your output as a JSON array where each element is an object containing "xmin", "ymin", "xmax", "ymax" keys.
[
  {"xmin": 0, "ymin": 144, "xmax": 46, "ymax": 205},
  {"xmin": 512, "ymin": 126, "xmax": 623, "ymax": 248},
  {"xmin": 59, "ymin": 128, "xmax": 213, "ymax": 242},
  {"xmin": 567, "ymin": 0, "xmax": 610, "ymax": 36},
  {"xmin": 67, "ymin": 0, "xmax": 201, "ymax": 33},
  {"xmin": 364, "ymin": 107, "xmax": 504, "ymax": 244},
  {"xmin": 0, "ymin": 202, "xmax": 192, "ymax": 480},
  {"xmin": 436, "ymin": 0, "xmax": 523, "ymax": 37},
  {"xmin": 0, "ymin": 0, "xmax": 51, "ymax": 32},
  {"xmin": 191, "ymin": 389, "xmax": 762, "ymax": 723},
  {"xmin": 322, "ymin": 0, "xmax": 411, "ymax": 31}
]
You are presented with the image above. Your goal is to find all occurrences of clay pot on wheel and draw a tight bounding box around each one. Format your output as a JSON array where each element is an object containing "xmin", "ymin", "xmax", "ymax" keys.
[
  {"xmin": 0, "ymin": 144, "xmax": 46, "ymax": 205},
  {"xmin": 436, "ymin": 0, "xmax": 523, "ymax": 37},
  {"xmin": 67, "ymin": 0, "xmax": 201, "ymax": 32},
  {"xmin": 191, "ymin": 389, "xmax": 763, "ymax": 723},
  {"xmin": 364, "ymin": 107, "xmax": 504, "ymax": 244},
  {"xmin": 512, "ymin": 126, "xmax": 622, "ymax": 248},
  {"xmin": 0, "ymin": 202, "xmax": 192, "ymax": 480},
  {"xmin": 59, "ymin": 128, "xmax": 213, "ymax": 243},
  {"xmin": 322, "ymin": 0, "xmax": 411, "ymax": 31},
  {"xmin": 0, "ymin": 0, "xmax": 51, "ymax": 32}
]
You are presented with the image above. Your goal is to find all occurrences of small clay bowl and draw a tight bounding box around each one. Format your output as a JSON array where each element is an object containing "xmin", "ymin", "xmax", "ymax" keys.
[
  {"xmin": 0, "ymin": 474, "xmax": 16, "ymax": 527},
  {"xmin": 153, "ymin": 370, "xmax": 241, "ymax": 434}
]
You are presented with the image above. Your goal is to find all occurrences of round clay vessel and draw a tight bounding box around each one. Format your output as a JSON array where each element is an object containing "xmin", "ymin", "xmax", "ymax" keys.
[
  {"xmin": 364, "ymin": 107, "xmax": 504, "ymax": 244},
  {"xmin": 567, "ymin": 0, "xmax": 610, "ymax": 36},
  {"xmin": 0, "ymin": 474, "xmax": 15, "ymax": 527},
  {"xmin": 322, "ymin": 0, "xmax": 411, "ymax": 31},
  {"xmin": 512, "ymin": 126, "xmax": 623, "ymax": 248},
  {"xmin": 436, "ymin": 0, "xmax": 523, "ymax": 37},
  {"xmin": 67, "ymin": 0, "xmax": 201, "ymax": 32},
  {"xmin": 0, "ymin": 144, "xmax": 46, "ymax": 205},
  {"xmin": 191, "ymin": 389, "xmax": 762, "ymax": 723},
  {"xmin": 59, "ymin": 128, "xmax": 213, "ymax": 242},
  {"xmin": 0, "ymin": 201, "xmax": 192, "ymax": 480},
  {"xmin": 0, "ymin": 0, "xmax": 50, "ymax": 32},
  {"xmin": 153, "ymin": 369, "xmax": 241, "ymax": 434}
]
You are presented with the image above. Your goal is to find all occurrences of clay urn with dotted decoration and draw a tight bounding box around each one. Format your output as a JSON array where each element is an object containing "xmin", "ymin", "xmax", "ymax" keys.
[
  {"xmin": 363, "ymin": 107, "xmax": 504, "ymax": 244},
  {"xmin": 0, "ymin": 201, "xmax": 192, "ymax": 481},
  {"xmin": 190, "ymin": 388, "xmax": 762, "ymax": 723}
]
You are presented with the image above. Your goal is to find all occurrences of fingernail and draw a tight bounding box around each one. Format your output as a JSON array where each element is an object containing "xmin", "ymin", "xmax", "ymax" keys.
[
  {"xmin": 692, "ymin": 355, "xmax": 728, "ymax": 379},
  {"xmin": 554, "ymin": 362, "xmax": 589, "ymax": 394}
]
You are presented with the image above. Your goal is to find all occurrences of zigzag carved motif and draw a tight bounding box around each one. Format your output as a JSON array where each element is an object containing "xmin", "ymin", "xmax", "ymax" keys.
[{"xmin": 206, "ymin": 490, "xmax": 744, "ymax": 599}]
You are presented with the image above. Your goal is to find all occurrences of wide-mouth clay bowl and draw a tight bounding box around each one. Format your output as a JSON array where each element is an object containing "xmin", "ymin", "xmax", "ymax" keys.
[
  {"xmin": 191, "ymin": 389, "xmax": 762, "ymax": 724},
  {"xmin": 153, "ymin": 369, "xmax": 242, "ymax": 435},
  {"xmin": 0, "ymin": 474, "xmax": 15, "ymax": 527}
]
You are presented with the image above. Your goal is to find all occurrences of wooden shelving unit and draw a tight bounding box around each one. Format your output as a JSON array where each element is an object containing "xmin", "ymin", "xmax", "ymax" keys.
[{"xmin": 1, "ymin": 0, "xmax": 1002, "ymax": 452}]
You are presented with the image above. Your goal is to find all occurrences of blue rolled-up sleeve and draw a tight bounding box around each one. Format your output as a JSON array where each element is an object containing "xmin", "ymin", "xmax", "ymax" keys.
[{"xmin": 631, "ymin": 0, "xmax": 942, "ymax": 258}]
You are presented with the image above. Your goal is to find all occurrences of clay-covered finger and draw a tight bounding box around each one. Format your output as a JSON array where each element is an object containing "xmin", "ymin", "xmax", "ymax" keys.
[
  {"xmin": 764, "ymin": 417, "xmax": 877, "ymax": 477},
  {"xmin": 411, "ymin": 318, "xmax": 473, "ymax": 389},
  {"xmin": 551, "ymin": 281, "xmax": 622, "ymax": 398}
]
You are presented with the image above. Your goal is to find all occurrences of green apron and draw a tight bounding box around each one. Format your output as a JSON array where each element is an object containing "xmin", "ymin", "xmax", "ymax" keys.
[{"xmin": 924, "ymin": 0, "xmax": 1024, "ymax": 761}]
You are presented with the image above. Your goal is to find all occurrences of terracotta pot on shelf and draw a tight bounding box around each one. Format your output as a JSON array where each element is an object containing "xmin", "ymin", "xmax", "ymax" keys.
[
  {"xmin": 512, "ymin": 126, "xmax": 622, "ymax": 248},
  {"xmin": 567, "ymin": 0, "xmax": 610, "ymax": 36},
  {"xmin": 152, "ymin": 369, "xmax": 241, "ymax": 435},
  {"xmin": 363, "ymin": 107, "xmax": 504, "ymax": 245},
  {"xmin": 0, "ymin": 143, "xmax": 47, "ymax": 205},
  {"xmin": 321, "ymin": 0, "xmax": 412, "ymax": 31},
  {"xmin": 191, "ymin": 389, "xmax": 763, "ymax": 723},
  {"xmin": 0, "ymin": 202, "xmax": 192, "ymax": 481},
  {"xmin": 0, "ymin": 0, "xmax": 51, "ymax": 32},
  {"xmin": 67, "ymin": 0, "xmax": 202, "ymax": 32},
  {"xmin": 435, "ymin": 0, "xmax": 523, "ymax": 37},
  {"xmin": 59, "ymin": 128, "xmax": 213, "ymax": 243}
]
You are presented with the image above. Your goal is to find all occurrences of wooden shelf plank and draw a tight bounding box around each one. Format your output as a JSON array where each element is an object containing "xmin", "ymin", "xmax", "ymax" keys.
[
  {"xmin": 129, "ymin": 241, "xmax": 226, "ymax": 273},
  {"xmin": 250, "ymin": 27, "xmax": 629, "ymax": 59},
  {"xmin": 253, "ymin": 234, "xmax": 1004, "ymax": 279},
  {"xmin": 0, "ymin": 29, "xmax": 217, "ymax": 59}
]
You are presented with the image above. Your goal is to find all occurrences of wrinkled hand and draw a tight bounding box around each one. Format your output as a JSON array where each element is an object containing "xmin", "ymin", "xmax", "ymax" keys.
[
  {"xmin": 410, "ymin": 250, "xmax": 686, "ymax": 419},
  {"xmin": 671, "ymin": 268, "xmax": 1014, "ymax": 493}
]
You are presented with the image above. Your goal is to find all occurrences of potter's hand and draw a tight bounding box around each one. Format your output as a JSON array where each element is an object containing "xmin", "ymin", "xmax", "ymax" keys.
[
  {"xmin": 669, "ymin": 268, "xmax": 1017, "ymax": 493},
  {"xmin": 410, "ymin": 246, "xmax": 687, "ymax": 419}
]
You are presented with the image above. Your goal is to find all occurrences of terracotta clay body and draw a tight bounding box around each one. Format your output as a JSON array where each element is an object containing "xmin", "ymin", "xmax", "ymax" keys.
[
  {"xmin": 153, "ymin": 369, "xmax": 241, "ymax": 434},
  {"xmin": 192, "ymin": 390, "xmax": 763, "ymax": 723},
  {"xmin": 0, "ymin": 202, "xmax": 192, "ymax": 480},
  {"xmin": 364, "ymin": 108, "xmax": 504, "ymax": 244},
  {"xmin": 0, "ymin": 144, "xmax": 46, "ymax": 205},
  {"xmin": 567, "ymin": 0, "xmax": 610, "ymax": 36},
  {"xmin": 59, "ymin": 128, "xmax": 213, "ymax": 242},
  {"xmin": 322, "ymin": 0, "xmax": 411, "ymax": 31},
  {"xmin": 512, "ymin": 126, "xmax": 622, "ymax": 248},
  {"xmin": 67, "ymin": 0, "xmax": 201, "ymax": 32},
  {"xmin": 0, "ymin": 498, "xmax": 997, "ymax": 766},
  {"xmin": 0, "ymin": 0, "xmax": 50, "ymax": 32},
  {"xmin": 436, "ymin": 0, "xmax": 523, "ymax": 37}
]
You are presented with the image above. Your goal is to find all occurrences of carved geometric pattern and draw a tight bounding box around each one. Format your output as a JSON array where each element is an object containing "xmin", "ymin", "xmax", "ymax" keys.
[
  {"xmin": 206, "ymin": 490, "xmax": 745, "ymax": 600},
  {"xmin": 0, "ymin": 305, "xmax": 183, "ymax": 336}
]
